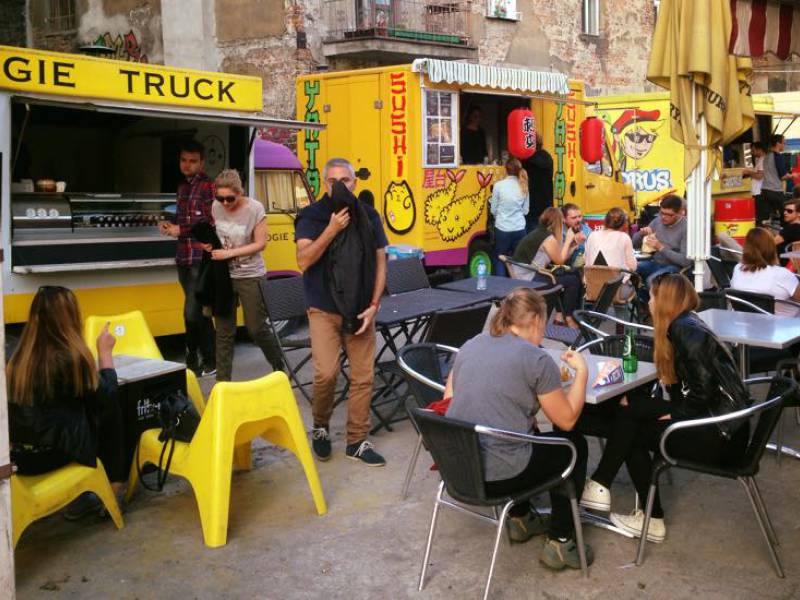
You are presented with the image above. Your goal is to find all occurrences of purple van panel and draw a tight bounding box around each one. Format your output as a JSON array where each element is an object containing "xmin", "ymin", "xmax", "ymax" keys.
[
  {"xmin": 254, "ymin": 139, "xmax": 303, "ymax": 170},
  {"xmin": 424, "ymin": 247, "xmax": 469, "ymax": 266}
]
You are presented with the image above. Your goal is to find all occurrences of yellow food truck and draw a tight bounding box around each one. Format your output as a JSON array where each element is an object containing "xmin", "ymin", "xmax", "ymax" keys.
[
  {"xmin": 296, "ymin": 59, "xmax": 634, "ymax": 274},
  {"xmin": 0, "ymin": 45, "xmax": 321, "ymax": 335}
]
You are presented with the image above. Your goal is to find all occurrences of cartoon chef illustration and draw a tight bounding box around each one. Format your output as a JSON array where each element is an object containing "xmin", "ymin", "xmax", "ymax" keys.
[{"xmin": 609, "ymin": 109, "xmax": 664, "ymax": 172}]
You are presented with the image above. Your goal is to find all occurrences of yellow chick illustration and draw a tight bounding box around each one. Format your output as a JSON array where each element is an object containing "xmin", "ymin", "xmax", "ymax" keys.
[
  {"xmin": 436, "ymin": 171, "xmax": 493, "ymax": 242},
  {"xmin": 425, "ymin": 169, "xmax": 465, "ymax": 226},
  {"xmin": 384, "ymin": 180, "xmax": 415, "ymax": 235}
]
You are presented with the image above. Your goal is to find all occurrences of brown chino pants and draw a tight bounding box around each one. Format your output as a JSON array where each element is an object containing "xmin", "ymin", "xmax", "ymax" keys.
[{"xmin": 308, "ymin": 308, "xmax": 375, "ymax": 445}]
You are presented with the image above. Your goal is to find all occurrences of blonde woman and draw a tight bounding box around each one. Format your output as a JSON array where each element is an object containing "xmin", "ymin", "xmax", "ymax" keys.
[
  {"xmin": 445, "ymin": 287, "xmax": 592, "ymax": 571},
  {"xmin": 580, "ymin": 274, "xmax": 750, "ymax": 541},
  {"xmin": 209, "ymin": 169, "xmax": 284, "ymax": 381},
  {"xmin": 490, "ymin": 157, "xmax": 529, "ymax": 276},
  {"xmin": 8, "ymin": 286, "xmax": 124, "ymax": 519}
]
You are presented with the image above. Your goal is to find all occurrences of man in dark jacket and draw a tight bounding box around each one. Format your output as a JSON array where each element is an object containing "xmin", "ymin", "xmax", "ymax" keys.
[
  {"xmin": 522, "ymin": 138, "xmax": 554, "ymax": 232},
  {"xmin": 294, "ymin": 158, "xmax": 388, "ymax": 466}
]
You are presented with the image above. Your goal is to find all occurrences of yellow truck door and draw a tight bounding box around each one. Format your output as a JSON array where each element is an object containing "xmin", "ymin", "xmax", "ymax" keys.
[{"xmin": 324, "ymin": 75, "xmax": 383, "ymax": 202}]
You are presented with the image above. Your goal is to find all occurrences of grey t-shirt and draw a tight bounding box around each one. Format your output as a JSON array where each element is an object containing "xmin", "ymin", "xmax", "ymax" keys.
[
  {"xmin": 446, "ymin": 332, "xmax": 561, "ymax": 481},
  {"xmin": 212, "ymin": 197, "xmax": 267, "ymax": 279}
]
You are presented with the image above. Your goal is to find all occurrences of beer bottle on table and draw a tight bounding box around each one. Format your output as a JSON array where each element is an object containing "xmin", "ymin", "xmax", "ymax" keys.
[{"xmin": 623, "ymin": 329, "xmax": 638, "ymax": 374}]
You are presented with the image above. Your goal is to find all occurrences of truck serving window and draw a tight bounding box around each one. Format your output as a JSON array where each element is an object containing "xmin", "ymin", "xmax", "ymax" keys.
[
  {"xmin": 423, "ymin": 90, "xmax": 458, "ymax": 168},
  {"xmin": 459, "ymin": 92, "xmax": 529, "ymax": 166}
]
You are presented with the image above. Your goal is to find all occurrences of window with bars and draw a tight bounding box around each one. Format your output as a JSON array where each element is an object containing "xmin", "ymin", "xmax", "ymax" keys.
[
  {"xmin": 45, "ymin": 0, "xmax": 76, "ymax": 32},
  {"xmin": 582, "ymin": 0, "xmax": 599, "ymax": 36}
]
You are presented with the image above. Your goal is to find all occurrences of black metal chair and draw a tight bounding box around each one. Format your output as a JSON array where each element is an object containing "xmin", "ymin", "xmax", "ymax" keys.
[
  {"xmin": 574, "ymin": 309, "xmax": 653, "ymax": 343},
  {"xmin": 698, "ymin": 290, "xmax": 728, "ymax": 311},
  {"xmin": 707, "ymin": 255, "xmax": 732, "ymax": 289},
  {"xmin": 726, "ymin": 289, "xmax": 776, "ymax": 314},
  {"xmin": 577, "ymin": 334, "xmax": 655, "ymax": 363},
  {"xmin": 386, "ymin": 257, "xmax": 430, "ymax": 295},
  {"xmin": 424, "ymin": 302, "xmax": 492, "ymax": 347},
  {"xmin": 259, "ymin": 276, "xmax": 314, "ymax": 403},
  {"xmin": 412, "ymin": 408, "xmax": 588, "ymax": 599},
  {"xmin": 396, "ymin": 343, "xmax": 456, "ymax": 499},
  {"xmin": 635, "ymin": 375, "xmax": 797, "ymax": 577}
]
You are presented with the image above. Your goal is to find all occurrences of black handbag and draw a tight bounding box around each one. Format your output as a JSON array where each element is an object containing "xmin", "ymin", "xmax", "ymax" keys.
[{"xmin": 136, "ymin": 390, "xmax": 200, "ymax": 491}]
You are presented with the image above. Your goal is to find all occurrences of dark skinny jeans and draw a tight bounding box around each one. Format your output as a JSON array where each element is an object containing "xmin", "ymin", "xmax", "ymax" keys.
[
  {"xmin": 485, "ymin": 429, "xmax": 588, "ymax": 540},
  {"xmin": 534, "ymin": 270, "xmax": 583, "ymax": 318}
]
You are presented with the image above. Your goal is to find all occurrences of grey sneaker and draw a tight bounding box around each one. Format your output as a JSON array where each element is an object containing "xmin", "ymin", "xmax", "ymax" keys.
[
  {"xmin": 539, "ymin": 538, "xmax": 595, "ymax": 571},
  {"xmin": 506, "ymin": 509, "xmax": 550, "ymax": 544},
  {"xmin": 345, "ymin": 440, "xmax": 386, "ymax": 467},
  {"xmin": 312, "ymin": 427, "xmax": 332, "ymax": 461}
]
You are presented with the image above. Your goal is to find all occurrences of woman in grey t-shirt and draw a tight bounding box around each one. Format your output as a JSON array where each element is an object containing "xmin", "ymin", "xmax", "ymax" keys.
[
  {"xmin": 208, "ymin": 169, "xmax": 283, "ymax": 381},
  {"xmin": 445, "ymin": 287, "xmax": 591, "ymax": 571}
]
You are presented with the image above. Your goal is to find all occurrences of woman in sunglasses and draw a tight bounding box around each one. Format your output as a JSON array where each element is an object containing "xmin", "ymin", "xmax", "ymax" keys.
[
  {"xmin": 209, "ymin": 169, "xmax": 284, "ymax": 381},
  {"xmin": 8, "ymin": 286, "xmax": 126, "ymax": 519},
  {"xmin": 579, "ymin": 274, "xmax": 750, "ymax": 542}
]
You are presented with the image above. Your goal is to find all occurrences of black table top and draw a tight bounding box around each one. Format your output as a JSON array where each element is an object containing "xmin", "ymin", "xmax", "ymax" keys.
[
  {"xmin": 437, "ymin": 275, "xmax": 546, "ymax": 300},
  {"xmin": 376, "ymin": 287, "xmax": 492, "ymax": 326}
]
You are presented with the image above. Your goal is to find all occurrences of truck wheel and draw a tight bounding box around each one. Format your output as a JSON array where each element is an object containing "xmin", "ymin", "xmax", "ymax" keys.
[{"xmin": 465, "ymin": 238, "xmax": 493, "ymax": 277}]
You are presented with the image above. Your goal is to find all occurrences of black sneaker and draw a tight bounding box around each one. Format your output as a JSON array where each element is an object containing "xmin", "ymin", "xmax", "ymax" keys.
[
  {"xmin": 311, "ymin": 427, "xmax": 332, "ymax": 461},
  {"xmin": 200, "ymin": 364, "xmax": 217, "ymax": 378},
  {"xmin": 345, "ymin": 440, "xmax": 386, "ymax": 467},
  {"xmin": 185, "ymin": 351, "xmax": 200, "ymax": 375},
  {"xmin": 63, "ymin": 492, "xmax": 103, "ymax": 521}
]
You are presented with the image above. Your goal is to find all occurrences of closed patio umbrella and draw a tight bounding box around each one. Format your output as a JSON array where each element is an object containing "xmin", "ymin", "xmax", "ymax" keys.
[{"xmin": 647, "ymin": 0, "xmax": 755, "ymax": 290}]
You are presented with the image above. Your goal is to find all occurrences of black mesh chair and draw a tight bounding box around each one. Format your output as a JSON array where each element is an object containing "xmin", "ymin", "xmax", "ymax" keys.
[
  {"xmin": 574, "ymin": 309, "xmax": 653, "ymax": 343},
  {"xmin": 412, "ymin": 408, "xmax": 588, "ymax": 599},
  {"xmin": 396, "ymin": 343, "xmax": 456, "ymax": 499},
  {"xmin": 698, "ymin": 290, "xmax": 728, "ymax": 311},
  {"xmin": 259, "ymin": 276, "xmax": 314, "ymax": 402},
  {"xmin": 386, "ymin": 257, "xmax": 430, "ymax": 295},
  {"xmin": 635, "ymin": 376, "xmax": 797, "ymax": 577},
  {"xmin": 707, "ymin": 255, "xmax": 732, "ymax": 289},
  {"xmin": 577, "ymin": 334, "xmax": 655, "ymax": 363},
  {"xmin": 726, "ymin": 289, "xmax": 776, "ymax": 314},
  {"xmin": 424, "ymin": 303, "xmax": 492, "ymax": 347}
]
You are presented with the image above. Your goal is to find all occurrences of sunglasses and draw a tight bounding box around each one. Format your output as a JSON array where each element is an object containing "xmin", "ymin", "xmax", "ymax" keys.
[
  {"xmin": 215, "ymin": 194, "xmax": 237, "ymax": 204},
  {"xmin": 784, "ymin": 208, "xmax": 796, "ymax": 214},
  {"xmin": 625, "ymin": 132, "xmax": 657, "ymax": 144}
]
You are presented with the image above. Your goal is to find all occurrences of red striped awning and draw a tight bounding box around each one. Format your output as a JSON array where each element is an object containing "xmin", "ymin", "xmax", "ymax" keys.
[{"xmin": 729, "ymin": 0, "xmax": 800, "ymax": 59}]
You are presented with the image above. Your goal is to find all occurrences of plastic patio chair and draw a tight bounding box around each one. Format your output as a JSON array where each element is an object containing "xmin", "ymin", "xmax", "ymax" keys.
[
  {"xmin": 12, "ymin": 459, "xmax": 123, "ymax": 547},
  {"xmin": 412, "ymin": 408, "xmax": 588, "ymax": 599},
  {"xmin": 84, "ymin": 310, "xmax": 205, "ymax": 414},
  {"xmin": 396, "ymin": 343, "xmax": 457, "ymax": 499},
  {"xmin": 126, "ymin": 371, "xmax": 326, "ymax": 548},
  {"xmin": 634, "ymin": 376, "xmax": 797, "ymax": 577}
]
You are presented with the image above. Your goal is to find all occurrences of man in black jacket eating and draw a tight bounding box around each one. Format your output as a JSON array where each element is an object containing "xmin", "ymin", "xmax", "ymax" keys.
[{"xmin": 295, "ymin": 158, "xmax": 388, "ymax": 466}]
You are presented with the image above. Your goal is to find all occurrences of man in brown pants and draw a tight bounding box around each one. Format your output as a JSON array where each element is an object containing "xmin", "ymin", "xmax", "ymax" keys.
[{"xmin": 294, "ymin": 158, "xmax": 388, "ymax": 466}]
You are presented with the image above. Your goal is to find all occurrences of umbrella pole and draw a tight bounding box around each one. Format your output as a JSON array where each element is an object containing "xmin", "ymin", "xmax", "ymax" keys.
[{"xmin": 687, "ymin": 86, "xmax": 710, "ymax": 293}]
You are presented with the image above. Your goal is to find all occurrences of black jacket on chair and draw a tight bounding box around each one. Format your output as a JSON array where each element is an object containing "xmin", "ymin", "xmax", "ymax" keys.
[
  {"xmin": 191, "ymin": 220, "xmax": 235, "ymax": 317},
  {"xmin": 666, "ymin": 312, "xmax": 750, "ymax": 438}
]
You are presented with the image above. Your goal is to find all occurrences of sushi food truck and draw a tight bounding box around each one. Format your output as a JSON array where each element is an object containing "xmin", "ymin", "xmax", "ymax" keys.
[
  {"xmin": 0, "ymin": 45, "xmax": 320, "ymax": 336},
  {"xmin": 593, "ymin": 91, "xmax": 799, "ymax": 244},
  {"xmin": 296, "ymin": 59, "xmax": 634, "ymax": 275}
]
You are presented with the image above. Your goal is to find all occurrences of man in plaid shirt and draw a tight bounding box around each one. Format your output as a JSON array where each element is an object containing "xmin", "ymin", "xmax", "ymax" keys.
[{"xmin": 160, "ymin": 139, "xmax": 216, "ymax": 376}]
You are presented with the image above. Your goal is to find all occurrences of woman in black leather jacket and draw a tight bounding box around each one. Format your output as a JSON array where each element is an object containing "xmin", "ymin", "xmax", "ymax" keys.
[{"xmin": 578, "ymin": 274, "xmax": 750, "ymax": 542}]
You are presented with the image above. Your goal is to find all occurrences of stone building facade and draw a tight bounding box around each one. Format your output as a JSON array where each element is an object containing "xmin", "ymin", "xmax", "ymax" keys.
[{"xmin": 7, "ymin": 0, "xmax": 661, "ymax": 125}]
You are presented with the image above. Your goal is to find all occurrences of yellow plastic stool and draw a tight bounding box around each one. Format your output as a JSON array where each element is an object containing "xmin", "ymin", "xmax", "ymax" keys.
[
  {"xmin": 84, "ymin": 310, "xmax": 205, "ymax": 415},
  {"xmin": 126, "ymin": 371, "xmax": 326, "ymax": 547},
  {"xmin": 11, "ymin": 460, "xmax": 124, "ymax": 547}
]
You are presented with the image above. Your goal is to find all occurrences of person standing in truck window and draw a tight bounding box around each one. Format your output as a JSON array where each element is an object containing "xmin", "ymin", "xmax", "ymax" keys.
[{"xmin": 160, "ymin": 139, "xmax": 217, "ymax": 378}]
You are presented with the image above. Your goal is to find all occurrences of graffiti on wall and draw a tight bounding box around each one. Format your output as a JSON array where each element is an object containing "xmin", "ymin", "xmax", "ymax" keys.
[
  {"xmin": 302, "ymin": 79, "xmax": 321, "ymax": 197},
  {"xmin": 424, "ymin": 169, "xmax": 492, "ymax": 242},
  {"xmin": 94, "ymin": 30, "xmax": 148, "ymax": 62}
]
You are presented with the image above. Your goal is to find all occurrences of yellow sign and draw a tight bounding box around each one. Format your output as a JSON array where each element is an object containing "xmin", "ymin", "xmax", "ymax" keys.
[{"xmin": 0, "ymin": 45, "xmax": 263, "ymax": 112}]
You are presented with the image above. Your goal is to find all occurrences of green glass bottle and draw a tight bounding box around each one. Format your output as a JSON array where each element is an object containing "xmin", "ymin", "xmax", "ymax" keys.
[{"xmin": 623, "ymin": 329, "xmax": 638, "ymax": 374}]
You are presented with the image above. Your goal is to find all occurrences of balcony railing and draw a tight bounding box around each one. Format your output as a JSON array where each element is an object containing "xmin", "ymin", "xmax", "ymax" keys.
[{"xmin": 323, "ymin": 0, "xmax": 472, "ymax": 47}]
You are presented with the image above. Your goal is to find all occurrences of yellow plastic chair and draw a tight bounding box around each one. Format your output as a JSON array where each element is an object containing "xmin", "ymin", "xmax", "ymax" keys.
[
  {"xmin": 126, "ymin": 371, "xmax": 326, "ymax": 548},
  {"xmin": 84, "ymin": 310, "xmax": 205, "ymax": 414},
  {"xmin": 11, "ymin": 460, "xmax": 123, "ymax": 547}
]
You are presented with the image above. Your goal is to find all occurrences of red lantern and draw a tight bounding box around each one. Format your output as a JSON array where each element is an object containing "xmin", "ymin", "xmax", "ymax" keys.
[
  {"xmin": 507, "ymin": 108, "xmax": 536, "ymax": 160},
  {"xmin": 580, "ymin": 116, "xmax": 604, "ymax": 163}
]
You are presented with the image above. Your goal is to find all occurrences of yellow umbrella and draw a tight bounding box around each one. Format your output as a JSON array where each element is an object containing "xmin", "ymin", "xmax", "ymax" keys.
[{"xmin": 647, "ymin": 0, "xmax": 755, "ymax": 290}]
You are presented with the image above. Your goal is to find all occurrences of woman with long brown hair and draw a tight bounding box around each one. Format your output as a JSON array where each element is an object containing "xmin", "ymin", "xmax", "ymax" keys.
[
  {"xmin": 731, "ymin": 226, "xmax": 800, "ymax": 316},
  {"xmin": 445, "ymin": 287, "xmax": 593, "ymax": 571},
  {"xmin": 579, "ymin": 274, "xmax": 750, "ymax": 541},
  {"xmin": 510, "ymin": 206, "xmax": 583, "ymax": 327},
  {"xmin": 490, "ymin": 157, "xmax": 529, "ymax": 276},
  {"xmin": 8, "ymin": 286, "xmax": 125, "ymax": 519}
]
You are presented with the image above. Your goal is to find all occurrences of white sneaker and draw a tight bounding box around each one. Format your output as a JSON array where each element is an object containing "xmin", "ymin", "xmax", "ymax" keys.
[
  {"xmin": 609, "ymin": 509, "xmax": 666, "ymax": 543},
  {"xmin": 580, "ymin": 479, "xmax": 611, "ymax": 512}
]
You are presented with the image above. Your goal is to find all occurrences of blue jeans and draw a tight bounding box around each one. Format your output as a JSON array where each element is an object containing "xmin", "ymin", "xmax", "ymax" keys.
[
  {"xmin": 493, "ymin": 228, "xmax": 527, "ymax": 276},
  {"xmin": 636, "ymin": 260, "xmax": 680, "ymax": 287}
]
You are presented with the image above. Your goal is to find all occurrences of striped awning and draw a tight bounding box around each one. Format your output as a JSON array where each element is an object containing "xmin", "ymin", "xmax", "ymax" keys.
[
  {"xmin": 411, "ymin": 59, "xmax": 569, "ymax": 96},
  {"xmin": 729, "ymin": 0, "xmax": 800, "ymax": 59}
]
